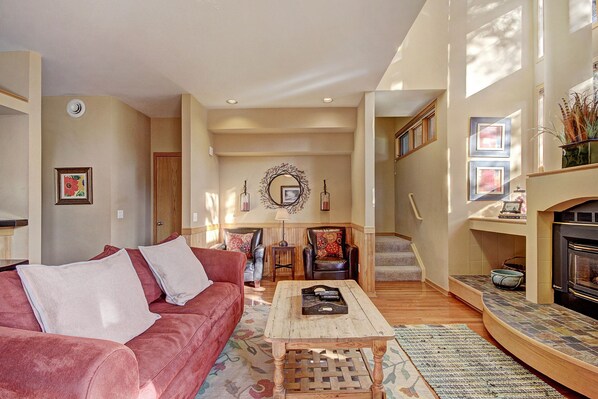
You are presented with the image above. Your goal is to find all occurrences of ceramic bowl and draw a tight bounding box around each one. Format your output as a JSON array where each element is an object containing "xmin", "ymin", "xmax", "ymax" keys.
[{"xmin": 490, "ymin": 269, "xmax": 524, "ymax": 290}]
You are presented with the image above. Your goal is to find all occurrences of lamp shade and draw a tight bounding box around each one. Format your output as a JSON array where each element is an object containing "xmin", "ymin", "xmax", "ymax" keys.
[{"xmin": 275, "ymin": 208, "xmax": 290, "ymax": 221}]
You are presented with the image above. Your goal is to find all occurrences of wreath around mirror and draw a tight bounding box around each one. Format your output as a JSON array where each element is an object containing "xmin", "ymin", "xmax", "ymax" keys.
[{"xmin": 259, "ymin": 163, "xmax": 310, "ymax": 214}]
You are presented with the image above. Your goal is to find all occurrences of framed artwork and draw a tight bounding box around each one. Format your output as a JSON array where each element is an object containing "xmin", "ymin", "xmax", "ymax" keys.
[
  {"xmin": 281, "ymin": 185, "xmax": 300, "ymax": 205},
  {"xmin": 500, "ymin": 201, "xmax": 522, "ymax": 214},
  {"xmin": 55, "ymin": 167, "xmax": 93, "ymax": 205},
  {"xmin": 469, "ymin": 161, "xmax": 510, "ymax": 201},
  {"xmin": 469, "ymin": 117, "xmax": 511, "ymax": 157}
]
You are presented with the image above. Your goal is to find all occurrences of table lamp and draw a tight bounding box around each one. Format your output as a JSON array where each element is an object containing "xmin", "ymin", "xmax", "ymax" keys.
[{"xmin": 275, "ymin": 208, "xmax": 290, "ymax": 247}]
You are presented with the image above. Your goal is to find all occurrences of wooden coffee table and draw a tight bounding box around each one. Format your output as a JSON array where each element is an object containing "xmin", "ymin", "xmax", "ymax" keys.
[{"xmin": 263, "ymin": 280, "xmax": 395, "ymax": 399}]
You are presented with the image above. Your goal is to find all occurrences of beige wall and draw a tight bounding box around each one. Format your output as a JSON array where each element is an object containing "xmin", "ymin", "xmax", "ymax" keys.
[
  {"xmin": 446, "ymin": 0, "xmax": 534, "ymax": 283},
  {"xmin": 219, "ymin": 155, "xmax": 352, "ymax": 225},
  {"xmin": 181, "ymin": 94, "xmax": 219, "ymax": 246},
  {"xmin": 111, "ymin": 100, "xmax": 152, "ymax": 248},
  {"xmin": 0, "ymin": 51, "xmax": 42, "ymax": 262},
  {"xmin": 352, "ymin": 97, "xmax": 366, "ymax": 226},
  {"xmin": 42, "ymin": 96, "xmax": 151, "ymax": 264},
  {"xmin": 151, "ymin": 117, "xmax": 181, "ymax": 153},
  {"xmin": 374, "ymin": 118, "xmax": 395, "ymax": 233},
  {"xmin": 394, "ymin": 94, "xmax": 449, "ymax": 287},
  {"xmin": 377, "ymin": 0, "xmax": 448, "ymax": 92}
]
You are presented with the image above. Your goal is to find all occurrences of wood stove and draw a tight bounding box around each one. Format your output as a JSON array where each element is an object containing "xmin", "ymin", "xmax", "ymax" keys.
[{"xmin": 553, "ymin": 201, "xmax": 598, "ymax": 319}]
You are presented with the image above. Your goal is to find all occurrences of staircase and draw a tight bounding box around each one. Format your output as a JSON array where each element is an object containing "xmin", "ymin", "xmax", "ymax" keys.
[{"xmin": 375, "ymin": 236, "xmax": 422, "ymax": 281}]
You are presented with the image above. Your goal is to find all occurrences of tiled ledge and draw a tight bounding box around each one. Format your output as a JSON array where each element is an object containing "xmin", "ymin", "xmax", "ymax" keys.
[{"xmin": 449, "ymin": 275, "xmax": 598, "ymax": 398}]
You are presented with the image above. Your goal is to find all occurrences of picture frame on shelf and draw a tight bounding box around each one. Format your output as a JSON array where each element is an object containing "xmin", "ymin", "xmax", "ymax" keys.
[
  {"xmin": 55, "ymin": 167, "xmax": 93, "ymax": 205},
  {"xmin": 469, "ymin": 117, "xmax": 511, "ymax": 157},
  {"xmin": 468, "ymin": 161, "xmax": 510, "ymax": 201},
  {"xmin": 281, "ymin": 186, "xmax": 300, "ymax": 205},
  {"xmin": 500, "ymin": 201, "xmax": 522, "ymax": 214}
]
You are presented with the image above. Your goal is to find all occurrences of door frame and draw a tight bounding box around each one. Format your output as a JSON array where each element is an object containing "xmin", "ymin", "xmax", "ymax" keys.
[{"xmin": 153, "ymin": 152, "xmax": 182, "ymax": 244}]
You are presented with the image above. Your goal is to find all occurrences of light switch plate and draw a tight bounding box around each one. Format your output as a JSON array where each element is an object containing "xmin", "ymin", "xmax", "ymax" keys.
[
  {"xmin": 117, "ymin": 210, "xmax": 124, "ymax": 219},
  {"xmin": 193, "ymin": 212, "xmax": 198, "ymax": 222}
]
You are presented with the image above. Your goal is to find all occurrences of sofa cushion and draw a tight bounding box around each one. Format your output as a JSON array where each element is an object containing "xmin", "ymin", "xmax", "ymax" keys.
[
  {"xmin": 314, "ymin": 229, "xmax": 344, "ymax": 259},
  {"xmin": 139, "ymin": 236, "xmax": 213, "ymax": 306},
  {"xmin": 225, "ymin": 231, "xmax": 254, "ymax": 259},
  {"xmin": 126, "ymin": 313, "xmax": 212, "ymax": 396},
  {"xmin": 0, "ymin": 270, "xmax": 41, "ymax": 332},
  {"xmin": 314, "ymin": 258, "xmax": 348, "ymax": 271},
  {"xmin": 98, "ymin": 246, "xmax": 163, "ymax": 304},
  {"xmin": 150, "ymin": 282, "xmax": 240, "ymax": 322},
  {"xmin": 17, "ymin": 249, "xmax": 160, "ymax": 344}
]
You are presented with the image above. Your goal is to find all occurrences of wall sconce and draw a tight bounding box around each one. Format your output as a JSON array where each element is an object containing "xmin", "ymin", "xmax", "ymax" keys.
[
  {"xmin": 320, "ymin": 180, "xmax": 330, "ymax": 211},
  {"xmin": 240, "ymin": 180, "xmax": 250, "ymax": 212}
]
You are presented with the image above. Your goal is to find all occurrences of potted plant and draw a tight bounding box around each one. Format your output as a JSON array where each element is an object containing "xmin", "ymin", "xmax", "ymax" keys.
[{"xmin": 538, "ymin": 91, "xmax": 598, "ymax": 168}]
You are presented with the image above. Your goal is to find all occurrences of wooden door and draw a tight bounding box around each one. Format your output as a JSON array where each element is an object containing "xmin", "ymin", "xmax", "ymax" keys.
[{"xmin": 154, "ymin": 153, "xmax": 182, "ymax": 243}]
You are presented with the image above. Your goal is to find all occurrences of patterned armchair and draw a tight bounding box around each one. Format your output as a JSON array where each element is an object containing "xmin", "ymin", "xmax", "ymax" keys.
[
  {"xmin": 212, "ymin": 227, "xmax": 265, "ymax": 289},
  {"xmin": 303, "ymin": 226, "xmax": 358, "ymax": 281}
]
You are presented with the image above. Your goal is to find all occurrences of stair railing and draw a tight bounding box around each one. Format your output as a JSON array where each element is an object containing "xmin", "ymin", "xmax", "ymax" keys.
[{"xmin": 408, "ymin": 193, "xmax": 423, "ymax": 221}]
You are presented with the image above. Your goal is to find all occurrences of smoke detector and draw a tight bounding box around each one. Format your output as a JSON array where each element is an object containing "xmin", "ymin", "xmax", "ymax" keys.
[{"xmin": 66, "ymin": 99, "xmax": 86, "ymax": 118}]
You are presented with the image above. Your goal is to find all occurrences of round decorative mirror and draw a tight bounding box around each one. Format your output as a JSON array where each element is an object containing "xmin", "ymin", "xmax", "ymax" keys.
[{"xmin": 259, "ymin": 163, "xmax": 310, "ymax": 213}]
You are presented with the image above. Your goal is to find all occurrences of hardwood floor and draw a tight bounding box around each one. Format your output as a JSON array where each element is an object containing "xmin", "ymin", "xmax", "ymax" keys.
[{"xmin": 244, "ymin": 278, "xmax": 586, "ymax": 399}]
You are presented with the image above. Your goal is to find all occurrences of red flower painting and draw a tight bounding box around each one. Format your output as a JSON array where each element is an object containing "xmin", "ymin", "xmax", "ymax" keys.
[
  {"xmin": 63, "ymin": 176, "xmax": 80, "ymax": 197},
  {"xmin": 56, "ymin": 168, "xmax": 93, "ymax": 205}
]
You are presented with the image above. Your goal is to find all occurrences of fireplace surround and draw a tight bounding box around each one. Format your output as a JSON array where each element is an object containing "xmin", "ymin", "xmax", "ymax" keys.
[{"xmin": 553, "ymin": 201, "xmax": 598, "ymax": 319}]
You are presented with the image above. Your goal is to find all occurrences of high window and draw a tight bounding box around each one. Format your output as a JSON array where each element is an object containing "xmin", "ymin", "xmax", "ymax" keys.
[
  {"xmin": 537, "ymin": 0, "xmax": 544, "ymax": 60},
  {"xmin": 537, "ymin": 86, "xmax": 545, "ymax": 171},
  {"xmin": 395, "ymin": 101, "xmax": 436, "ymax": 159}
]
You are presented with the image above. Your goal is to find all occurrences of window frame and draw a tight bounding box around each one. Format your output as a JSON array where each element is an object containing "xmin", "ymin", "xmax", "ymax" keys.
[{"xmin": 395, "ymin": 100, "xmax": 437, "ymax": 160}]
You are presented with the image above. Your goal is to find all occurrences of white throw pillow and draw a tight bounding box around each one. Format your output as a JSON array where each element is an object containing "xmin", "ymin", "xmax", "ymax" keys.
[
  {"xmin": 17, "ymin": 249, "xmax": 160, "ymax": 344},
  {"xmin": 138, "ymin": 236, "xmax": 213, "ymax": 306}
]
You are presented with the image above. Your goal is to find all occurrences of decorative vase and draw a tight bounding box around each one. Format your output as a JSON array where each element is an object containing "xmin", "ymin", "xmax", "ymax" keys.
[{"xmin": 560, "ymin": 139, "xmax": 598, "ymax": 168}]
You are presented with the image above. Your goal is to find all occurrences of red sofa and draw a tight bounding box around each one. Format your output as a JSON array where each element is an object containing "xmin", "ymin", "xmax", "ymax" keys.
[{"xmin": 0, "ymin": 246, "xmax": 246, "ymax": 399}]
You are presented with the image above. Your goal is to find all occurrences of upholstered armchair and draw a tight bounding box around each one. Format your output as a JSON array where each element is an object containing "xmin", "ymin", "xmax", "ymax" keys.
[
  {"xmin": 303, "ymin": 226, "xmax": 358, "ymax": 281},
  {"xmin": 212, "ymin": 227, "xmax": 265, "ymax": 289}
]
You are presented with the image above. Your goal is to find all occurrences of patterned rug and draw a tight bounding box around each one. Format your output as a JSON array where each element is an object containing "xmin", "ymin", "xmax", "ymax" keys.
[
  {"xmin": 195, "ymin": 305, "xmax": 435, "ymax": 399},
  {"xmin": 394, "ymin": 324, "xmax": 564, "ymax": 399}
]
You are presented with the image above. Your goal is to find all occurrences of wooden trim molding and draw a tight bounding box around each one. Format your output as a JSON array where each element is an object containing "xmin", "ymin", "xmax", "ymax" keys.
[
  {"xmin": 448, "ymin": 277, "xmax": 483, "ymax": 310},
  {"xmin": 425, "ymin": 279, "xmax": 449, "ymax": 296},
  {"xmin": 181, "ymin": 224, "xmax": 219, "ymax": 235}
]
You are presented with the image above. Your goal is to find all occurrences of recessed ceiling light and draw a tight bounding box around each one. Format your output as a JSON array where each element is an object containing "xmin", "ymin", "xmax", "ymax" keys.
[
  {"xmin": 226, "ymin": 99, "xmax": 238, "ymax": 105},
  {"xmin": 322, "ymin": 97, "xmax": 333, "ymax": 103}
]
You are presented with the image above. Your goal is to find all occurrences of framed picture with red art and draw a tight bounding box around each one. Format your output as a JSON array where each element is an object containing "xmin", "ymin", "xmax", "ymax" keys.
[
  {"xmin": 55, "ymin": 167, "xmax": 93, "ymax": 205},
  {"xmin": 468, "ymin": 161, "xmax": 510, "ymax": 201},
  {"xmin": 469, "ymin": 117, "xmax": 511, "ymax": 157}
]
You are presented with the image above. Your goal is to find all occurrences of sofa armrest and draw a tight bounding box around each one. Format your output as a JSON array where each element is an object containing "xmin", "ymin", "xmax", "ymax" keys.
[
  {"xmin": 0, "ymin": 326, "xmax": 139, "ymax": 399},
  {"xmin": 303, "ymin": 244, "xmax": 315, "ymax": 279},
  {"xmin": 210, "ymin": 242, "xmax": 226, "ymax": 250},
  {"xmin": 346, "ymin": 244, "xmax": 359, "ymax": 281},
  {"xmin": 191, "ymin": 247, "xmax": 246, "ymax": 295}
]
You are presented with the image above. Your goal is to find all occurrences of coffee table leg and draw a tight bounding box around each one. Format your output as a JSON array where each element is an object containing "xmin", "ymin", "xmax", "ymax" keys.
[
  {"xmin": 371, "ymin": 340, "xmax": 387, "ymax": 399},
  {"xmin": 272, "ymin": 342, "xmax": 286, "ymax": 398}
]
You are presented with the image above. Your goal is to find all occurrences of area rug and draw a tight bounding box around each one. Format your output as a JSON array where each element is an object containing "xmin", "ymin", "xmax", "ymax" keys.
[
  {"xmin": 394, "ymin": 324, "xmax": 564, "ymax": 399},
  {"xmin": 195, "ymin": 305, "xmax": 435, "ymax": 399}
]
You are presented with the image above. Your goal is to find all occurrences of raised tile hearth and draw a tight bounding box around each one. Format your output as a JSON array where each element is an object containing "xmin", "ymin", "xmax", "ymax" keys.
[{"xmin": 449, "ymin": 275, "xmax": 598, "ymax": 398}]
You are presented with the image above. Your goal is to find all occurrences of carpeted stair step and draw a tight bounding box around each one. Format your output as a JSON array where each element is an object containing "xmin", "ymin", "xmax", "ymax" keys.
[
  {"xmin": 375, "ymin": 236, "xmax": 422, "ymax": 282},
  {"xmin": 375, "ymin": 252, "xmax": 416, "ymax": 266},
  {"xmin": 375, "ymin": 236, "xmax": 411, "ymax": 252},
  {"xmin": 376, "ymin": 265, "xmax": 422, "ymax": 281}
]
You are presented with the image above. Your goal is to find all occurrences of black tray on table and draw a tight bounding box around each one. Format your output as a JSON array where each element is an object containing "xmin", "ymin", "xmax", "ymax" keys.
[{"xmin": 301, "ymin": 284, "xmax": 348, "ymax": 315}]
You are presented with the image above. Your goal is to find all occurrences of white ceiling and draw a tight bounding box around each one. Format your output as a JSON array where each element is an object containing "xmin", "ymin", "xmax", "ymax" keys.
[{"xmin": 0, "ymin": 0, "xmax": 425, "ymax": 117}]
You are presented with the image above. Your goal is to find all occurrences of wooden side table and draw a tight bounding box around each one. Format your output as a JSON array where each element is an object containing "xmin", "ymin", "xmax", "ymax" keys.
[{"xmin": 271, "ymin": 245, "xmax": 295, "ymax": 281}]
